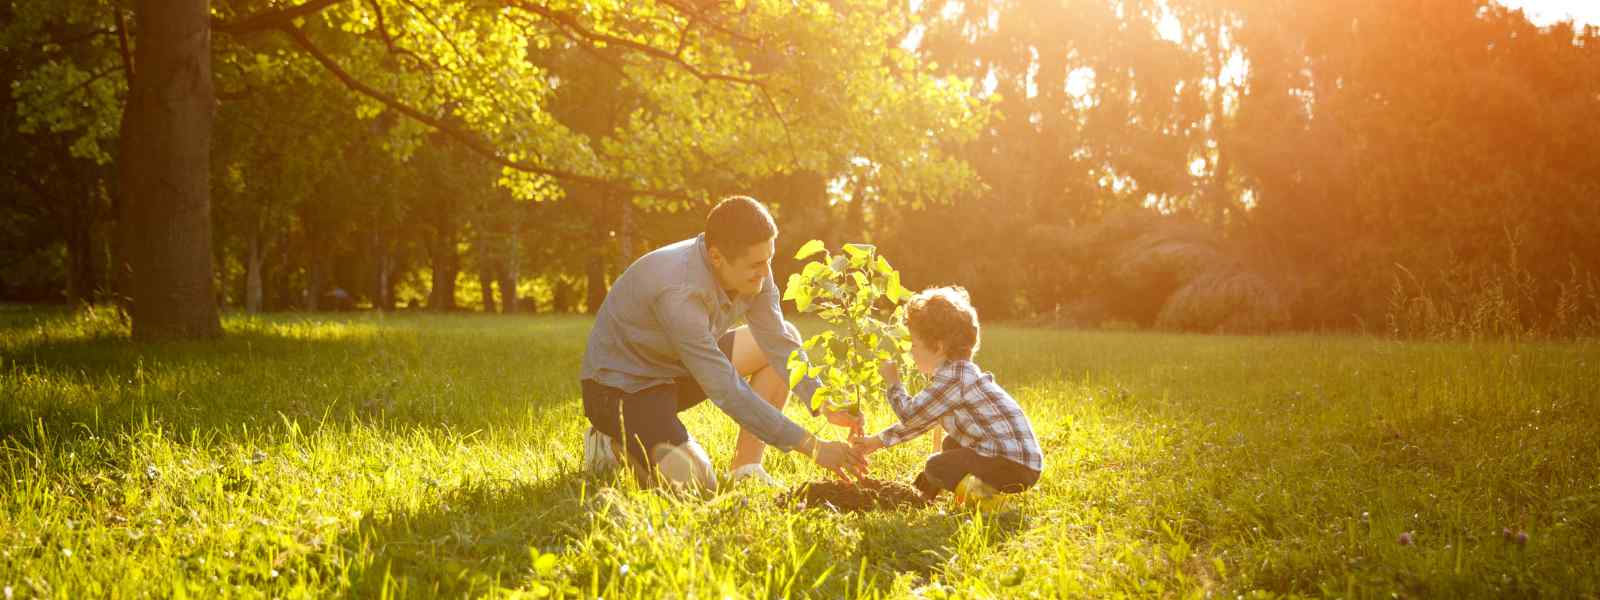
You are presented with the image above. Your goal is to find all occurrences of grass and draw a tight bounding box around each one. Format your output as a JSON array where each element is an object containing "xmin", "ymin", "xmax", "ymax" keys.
[{"xmin": 1, "ymin": 305, "xmax": 1598, "ymax": 598}]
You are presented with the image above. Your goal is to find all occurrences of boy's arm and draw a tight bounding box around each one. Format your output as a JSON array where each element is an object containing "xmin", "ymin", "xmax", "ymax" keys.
[{"xmin": 874, "ymin": 367, "xmax": 962, "ymax": 448}]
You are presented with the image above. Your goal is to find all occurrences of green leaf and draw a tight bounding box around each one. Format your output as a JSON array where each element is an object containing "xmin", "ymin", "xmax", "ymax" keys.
[
  {"xmin": 887, "ymin": 272, "xmax": 912, "ymax": 304},
  {"xmin": 875, "ymin": 255, "xmax": 894, "ymax": 276},
  {"xmin": 794, "ymin": 290, "xmax": 813, "ymax": 312},
  {"xmin": 788, "ymin": 362, "xmax": 805, "ymax": 388},
  {"xmin": 783, "ymin": 273, "xmax": 804, "ymax": 301},
  {"xmin": 842, "ymin": 243, "xmax": 875, "ymax": 260},
  {"xmin": 794, "ymin": 239, "xmax": 827, "ymax": 260},
  {"xmin": 851, "ymin": 271, "xmax": 870, "ymax": 289}
]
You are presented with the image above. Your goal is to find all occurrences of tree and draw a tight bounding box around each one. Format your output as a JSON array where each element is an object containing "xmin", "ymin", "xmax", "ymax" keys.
[{"xmin": 117, "ymin": 0, "xmax": 221, "ymax": 338}]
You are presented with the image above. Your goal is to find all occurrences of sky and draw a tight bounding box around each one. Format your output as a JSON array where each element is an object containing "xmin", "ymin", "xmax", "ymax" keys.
[{"xmin": 1493, "ymin": 0, "xmax": 1600, "ymax": 26}]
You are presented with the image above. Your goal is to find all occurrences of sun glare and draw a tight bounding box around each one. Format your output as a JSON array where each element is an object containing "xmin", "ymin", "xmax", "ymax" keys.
[{"xmin": 1493, "ymin": 0, "xmax": 1600, "ymax": 26}]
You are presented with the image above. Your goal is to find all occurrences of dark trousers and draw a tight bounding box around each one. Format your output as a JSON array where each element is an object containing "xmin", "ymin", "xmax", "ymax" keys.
[
  {"xmin": 913, "ymin": 436, "xmax": 1041, "ymax": 498},
  {"xmin": 582, "ymin": 332, "xmax": 736, "ymax": 485}
]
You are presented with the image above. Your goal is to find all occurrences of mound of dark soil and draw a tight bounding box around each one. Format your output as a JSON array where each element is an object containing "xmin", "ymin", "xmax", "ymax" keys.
[{"xmin": 781, "ymin": 478, "xmax": 929, "ymax": 512}]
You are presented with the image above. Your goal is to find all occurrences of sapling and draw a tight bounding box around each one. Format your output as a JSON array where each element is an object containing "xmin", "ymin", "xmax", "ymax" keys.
[{"xmin": 782, "ymin": 240, "xmax": 918, "ymax": 419}]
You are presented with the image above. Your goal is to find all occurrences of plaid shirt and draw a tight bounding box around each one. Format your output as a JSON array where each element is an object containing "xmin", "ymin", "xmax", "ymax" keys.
[{"xmin": 875, "ymin": 360, "xmax": 1044, "ymax": 472}]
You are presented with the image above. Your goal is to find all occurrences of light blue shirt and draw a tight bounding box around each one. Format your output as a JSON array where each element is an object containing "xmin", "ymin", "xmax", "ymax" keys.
[{"xmin": 580, "ymin": 234, "xmax": 820, "ymax": 450}]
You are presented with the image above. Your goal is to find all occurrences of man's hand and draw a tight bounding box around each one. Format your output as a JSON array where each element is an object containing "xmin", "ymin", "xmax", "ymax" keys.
[
  {"xmin": 800, "ymin": 436, "xmax": 868, "ymax": 480},
  {"xmin": 878, "ymin": 360, "xmax": 900, "ymax": 386},
  {"xmin": 822, "ymin": 406, "xmax": 864, "ymax": 437}
]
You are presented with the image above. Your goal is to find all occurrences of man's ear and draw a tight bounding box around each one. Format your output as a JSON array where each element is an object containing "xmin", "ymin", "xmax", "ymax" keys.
[{"xmin": 706, "ymin": 244, "xmax": 725, "ymax": 267}]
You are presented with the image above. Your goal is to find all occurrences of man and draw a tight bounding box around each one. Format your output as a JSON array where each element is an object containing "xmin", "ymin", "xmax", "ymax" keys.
[{"xmin": 580, "ymin": 196, "xmax": 867, "ymax": 490}]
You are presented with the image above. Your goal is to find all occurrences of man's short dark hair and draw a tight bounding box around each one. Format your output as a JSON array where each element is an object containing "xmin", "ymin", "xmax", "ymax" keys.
[{"xmin": 705, "ymin": 196, "xmax": 777, "ymax": 256}]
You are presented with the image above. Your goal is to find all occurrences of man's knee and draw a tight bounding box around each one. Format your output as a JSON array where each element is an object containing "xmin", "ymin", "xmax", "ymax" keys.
[{"xmin": 651, "ymin": 440, "xmax": 717, "ymax": 491}]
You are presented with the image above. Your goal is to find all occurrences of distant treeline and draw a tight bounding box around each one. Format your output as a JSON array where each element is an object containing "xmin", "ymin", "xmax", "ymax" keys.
[{"xmin": 4, "ymin": 1, "xmax": 1597, "ymax": 338}]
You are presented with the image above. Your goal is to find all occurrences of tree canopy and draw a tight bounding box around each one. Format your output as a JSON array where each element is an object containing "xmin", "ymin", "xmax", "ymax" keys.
[{"xmin": 4, "ymin": 0, "xmax": 1598, "ymax": 338}]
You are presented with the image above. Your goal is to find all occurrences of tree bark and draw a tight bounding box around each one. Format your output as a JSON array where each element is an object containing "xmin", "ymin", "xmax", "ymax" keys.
[
  {"xmin": 245, "ymin": 227, "xmax": 264, "ymax": 314},
  {"xmin": 478, "ymin": 265, "xmax": 497, "ymax": 313},
  {"xmin": 497, "ymin": 234, "xmax": 518, "ymax": 313},
  {"xmin": 119, "ymin": 0, "xmax": 221, "ymax": 338},
  {"xmin": 583, "ymin": 187, "xmax": 610, "ymax": 314},
  {"xmin": 618, "ymin": 197, "xmax": 635, "ymax": 263},
  {"xmin": 428, "ymin": 219, "xmax": 459, "ymax": 311}
]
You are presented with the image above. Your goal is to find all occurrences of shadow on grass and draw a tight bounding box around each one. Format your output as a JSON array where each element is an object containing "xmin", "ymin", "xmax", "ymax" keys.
[
  {"xmin": 333, "ymin": 471, "xmax": 597, "ymax": 598},
  {"xmin": 0, "ymin": 312, "xmax": 586, "ymax": 457}
]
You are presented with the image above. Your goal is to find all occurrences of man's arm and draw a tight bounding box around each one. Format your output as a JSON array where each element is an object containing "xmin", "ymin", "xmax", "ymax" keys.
[
  {"xmin": 874, "ymin": 367, "xmax": 963, "ymax": 448},
  {"xmin": 654, "ymin": 285, "xmax": 810, "ymax": 450},
  {"xmin": 746, "ymin": 269, "xmax": 821, "ymax": 412}
]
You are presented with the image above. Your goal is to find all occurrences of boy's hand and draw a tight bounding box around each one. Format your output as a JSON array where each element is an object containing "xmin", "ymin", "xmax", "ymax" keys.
[
  {"xmin": 878, "ymin": 360, "xmax": 900, "ymax": 386},
  {"xmin": 849, "ymin": 434, "xmax": 885, "ymax": 456}
]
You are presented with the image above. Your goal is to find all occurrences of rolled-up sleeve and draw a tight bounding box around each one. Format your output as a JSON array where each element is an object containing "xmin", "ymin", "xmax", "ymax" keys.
[
  {"xmin": 654, "ymin": 285, "xmax": 810, "ymax": 450},
  {"xmin": 747, "ymin": 270, "xmax": 821, "ymax": 414},
  {"xmin": 875, "ymin": 367, "xmax": 962, "ymax": 448}
]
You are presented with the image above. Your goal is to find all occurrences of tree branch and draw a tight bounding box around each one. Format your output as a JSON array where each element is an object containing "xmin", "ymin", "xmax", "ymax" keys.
[
  {"xmin": 655, "ymin": 0, "xmax": 762, "ymax": 46},
  {"xmin": 279, "ymin": 25, "xmax": 689, "ymax": 200},
  {"xmin": 506, "ymin": 0, "xmax": 800, "ymax": 166},
  {"xmin": 212, "ymin": 0, "xmax": 350, "ymax": 35},
  {"xmin": 363, "ymin": 0, "xmax": 441, "ymax": 73},
  {"xmin": 17, "ymin": 65, "xmax": 121, "ymax": 115},
  {"xmin": 113, "ymin": 6, "xmax": 135, "ymax": 82},
  {"xmin": 505, "ymin": 0, "xmax": 767, "ymax": 87}
]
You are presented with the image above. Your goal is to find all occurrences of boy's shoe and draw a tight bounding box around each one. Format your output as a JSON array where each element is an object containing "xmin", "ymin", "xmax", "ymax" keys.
[
  {"xmin": 582, "ymin": 428, "xmax": 619, "ymax": 474},
  {"xmin": 728, "ymin": 463, "xmax": 783, "ymax": 488},
  {"xmin": 953, "ymin": 474, "xmax": 1007, "ymax": 511}
]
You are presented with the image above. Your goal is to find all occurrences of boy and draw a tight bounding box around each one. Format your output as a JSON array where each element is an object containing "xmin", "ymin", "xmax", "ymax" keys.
[{"xmin": 851, "ymin": 286, "xmax": 1043, "ymax": 503}]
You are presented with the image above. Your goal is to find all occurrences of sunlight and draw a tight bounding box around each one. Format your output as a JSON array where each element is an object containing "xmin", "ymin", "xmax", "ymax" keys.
[
  {"xmin": 1157, "ymin": 11, "xmax": 1183, "ymax": 43},
  {"xmin": 1494, "ymin": 0, "xmax": 1600, "ymax": 26},
  {"xmin": 1066, "ymin": 67, "xmax": 1095, "ymax": 101}
]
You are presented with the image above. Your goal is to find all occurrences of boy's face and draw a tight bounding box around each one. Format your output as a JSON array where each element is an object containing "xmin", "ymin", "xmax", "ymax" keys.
[
  {"xmin": 909, "ymin": 331, "xmax": 948, "ymax": 377},
  {"xmin": 709, "ymin": 237, "xmax": 774, "ymax": 297}
]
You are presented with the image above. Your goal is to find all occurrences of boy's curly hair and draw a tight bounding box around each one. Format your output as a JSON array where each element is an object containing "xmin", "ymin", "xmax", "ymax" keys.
[{"xmin": 905, "ymin": 286, "xmax": 981, "ymax": 361}]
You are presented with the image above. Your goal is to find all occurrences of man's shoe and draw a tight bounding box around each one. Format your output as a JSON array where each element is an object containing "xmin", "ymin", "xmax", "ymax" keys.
[
  {"xmin": 583, "ymin": 428, "xmax": 619, "ymax": 474},
  {"xmin": 728, "ymin": 463, "xmax": 783, "ymax": 488}
]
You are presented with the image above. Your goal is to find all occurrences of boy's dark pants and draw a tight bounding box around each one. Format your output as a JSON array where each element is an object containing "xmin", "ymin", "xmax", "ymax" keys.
[{"xmin": 914, "ymin": 436, "xmax": 1041, "ymax": 498}]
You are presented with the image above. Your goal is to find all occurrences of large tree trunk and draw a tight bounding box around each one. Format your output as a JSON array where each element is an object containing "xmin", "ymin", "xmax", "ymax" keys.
[{"xmin": 119, "ymin": 0, "xmax": 220, "ymax": 339}]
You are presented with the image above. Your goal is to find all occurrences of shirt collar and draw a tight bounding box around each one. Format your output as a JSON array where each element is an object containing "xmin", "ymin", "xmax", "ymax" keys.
[{"xmin": 693, "ymin": 234, "xmax": 734, "ymax": 308}]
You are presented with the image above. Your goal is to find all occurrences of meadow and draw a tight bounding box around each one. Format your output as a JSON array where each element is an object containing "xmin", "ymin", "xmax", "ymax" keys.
[{"xmin": 2, "ymin": 307, "xmax": 1597, "ymax": 598}]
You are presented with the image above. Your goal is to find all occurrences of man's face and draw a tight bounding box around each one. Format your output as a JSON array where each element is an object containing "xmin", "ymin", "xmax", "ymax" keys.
[{"xmin": 710, "ymin": 237, "xmax": 775, "ymax": 296}]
